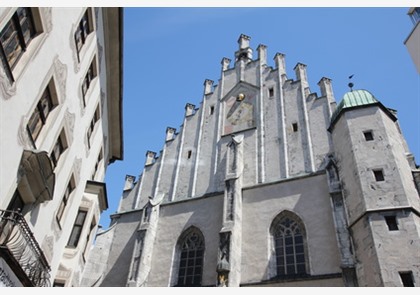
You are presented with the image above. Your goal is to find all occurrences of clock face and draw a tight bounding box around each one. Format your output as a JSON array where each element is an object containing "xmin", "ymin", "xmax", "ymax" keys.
[{"xmin": 224, "ymin": 91, "xmax": 256, "ymax": 135}]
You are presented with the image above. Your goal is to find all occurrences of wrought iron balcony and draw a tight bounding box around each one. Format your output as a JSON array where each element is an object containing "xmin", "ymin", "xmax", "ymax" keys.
[{"xmin": 0, "ymin": 209, "xmax": 51, "ymax": 287}]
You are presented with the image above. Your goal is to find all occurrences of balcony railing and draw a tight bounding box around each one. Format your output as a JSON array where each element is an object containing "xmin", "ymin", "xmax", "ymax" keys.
[{"xmin": 0, "ymin": 209, "xmax": 51, "ymax": 287}]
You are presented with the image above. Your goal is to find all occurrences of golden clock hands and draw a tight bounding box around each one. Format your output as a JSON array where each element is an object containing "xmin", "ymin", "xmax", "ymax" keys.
[{"xmin": 227, "ymin": 93, "xmax": 246, "ymax": 118}]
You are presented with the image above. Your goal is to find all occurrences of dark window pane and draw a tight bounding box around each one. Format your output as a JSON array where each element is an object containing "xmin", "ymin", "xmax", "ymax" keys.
[
  {"xmin": 297, "ymin": 264, "xmax": 306, "ymax": 273},
  {"xmin": 193, "ymin": 275, "xmax": 201, "ymax": 285},
  {"xmin": 294, "ymin": 235, "xmax": 303, "ymax": 244},
  {"xmin": 400, "ymin": 272, "xmax": 414, "ymax": 287},
  {"xmin": 286, "ymin": 265, "xmax": 295, "ymax": 274},
  {"xmin": 4, "ymin": 32, "xmax": 22, "ymax": 67},
  {"xmin": 39, "ymin": 88, "xmax": 53, "ymax": 119},
  {"xmin": 296, "ymin": 254, "xmax": 305, "ymax": 263},
  {"xmin": 0, "ymin": 8, "xmax": 35, "ymax": 75},
  {"xmin": 67, "ymin": 210, "xmax": 87, "ymax": 247},
  {"xmin": 286, "ymin": 254, "xmax": 295, "ymax": 264},
  {"xmin": 27, "ymin": 109, "xmax": 42, "ymax": 141},
  {"xmin": 277, "ymin": 266, "xmax": 285, "ymax": 276},
  {"xmin": 285, "ymin": 245, "xmax": 294, "ymax": 255},
  {"xmin": 295, "ymin": 245, "xmax": 304, "ymax": 254},
  {"xmin": 285, "ymin": 236, "xmax": 293, "ymax": 244}
]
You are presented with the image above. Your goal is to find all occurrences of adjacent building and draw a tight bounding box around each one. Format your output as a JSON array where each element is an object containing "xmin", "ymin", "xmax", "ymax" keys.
[
  {"xmin": 82, "ymin": 34, "xmax": 419, "ymax": 287},
  {"xmin": 0, "ymin": 7, "xmax": 123, "ymax": 287},
  {"xmin": 404, "ymin": 7, "xmax": 420, "ymax": 73}
]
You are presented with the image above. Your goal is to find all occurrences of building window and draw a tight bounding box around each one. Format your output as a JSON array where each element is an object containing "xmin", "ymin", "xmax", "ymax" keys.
[
  {"xmin": 82, "ymin": 58, "xmax": 97, "ymax": 106},
  {"xmin": 385, "ymin": 215, "xmax": 399, "ymax": 231},
  {"xmin": 0, "ymin": 8, "xmax": 36, "ymax": 82},
  {"xmin": 269, "ymin": 87, "xmax": 274, "ymax": 97},
  {"xmin": 408, "ymin": 7, "xmax": 420, "ymax": 25},
  {"xmin": 27, "ymin": 83, "xmax": 57, "ymax": 145},
  {"xmin": 92, "ymin": 149, "xmax": 103, "ymax": 180},
  {"xmin": 292, "ymin": 123, "xmax": 298, "ymax": 132},
  {"xmin": 373, "ymin": 169, "xmax": 385, "ymax": 182},
  {"xmin": 363, "ymin": 131, "xmax": 374, "ymax": 141},
  {"xmin": 187, "ymin": 150, "xmax": 192, "ymax": 159},
  {"xmin": 271, "ymin": 211, "xmax": 307, "ymax": 278},
  {"xmin": 210, "ymin": 105, "xmax": 214, "ymax": 115},
  {"xmin": 399, "ymin": 271, "xmax": 415, "ymax": 287},
  {"xmin": 67, "ymin": 209, "xmax": 88, "ymax": 248},
  {"xmin": 87, "ymin": 105, "xmax": 100, "ymax": 147},
  {"xmin": 75, "ymin": 9, "xmax": 93, "ymax": 62},
  {"xmin": 56, "ymin": 175, "xmax": 75, "ymax": 225},
  {"xmin": 51, "ymin": 129, "xmax": 68, "ymax": 169},
  {"xmin": 176, "ymin": 227, "xmax": 204, "ymax": 287},
  {"xmin": 53, "ymin": 281, "xmax": 65, "ymax": 287},
  {"xmin": 83, "ymin": 219, "xmax": 97, "ymax": 261}
]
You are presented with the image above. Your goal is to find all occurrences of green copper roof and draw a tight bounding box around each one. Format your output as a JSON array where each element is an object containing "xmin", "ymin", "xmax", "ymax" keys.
[
  {"xmin": 336, "ymin": 89, "xmax": 378, "ymax": 112},
  {"xmin": 329, "ymin": 89, "xmax": 396, "ymax": 131}
]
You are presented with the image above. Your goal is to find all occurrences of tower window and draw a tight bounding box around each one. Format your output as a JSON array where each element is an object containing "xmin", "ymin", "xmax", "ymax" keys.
[
  {"xmin": 292, "ymin": 123, "xmax": 298, "ymax": 132},
  {"xmin": 210, "ymin": 106, "xmax": 214, "ymax": 115},
  {"xmin": 399, "ymin": 271, "xmax": 415, "ymax": 287},
  {"xmin": 269, "ymin": 87, "xmax": 274, "ymax": 97},
  {"xmin": 384, "ymin": 215, "xmax": 398, "ymax": 231},
  {"xmin": 187, "ymin": 150, "xmax": 192, "ymax": 159},
  {"xmin": 363, "ymin": 131, "xmax": 374, "ymax": 141},
  {"xmin": 373, "ymin": 169, "xmax": 384, "ymax": 182}
]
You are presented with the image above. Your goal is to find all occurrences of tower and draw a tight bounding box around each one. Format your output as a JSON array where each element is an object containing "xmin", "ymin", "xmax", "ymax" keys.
[{"xmin": 329, "ymin": 88, "xmax": 420, "ymax": 286}]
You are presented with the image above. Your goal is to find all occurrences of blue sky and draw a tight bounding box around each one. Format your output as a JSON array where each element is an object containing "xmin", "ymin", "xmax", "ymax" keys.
[{"xmin": 99, "ymin": 6, "xmax": 419, "ymax": 228}]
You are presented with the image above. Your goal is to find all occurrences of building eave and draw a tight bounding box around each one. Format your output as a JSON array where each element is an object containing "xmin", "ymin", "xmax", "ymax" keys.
[{"xmin": 102, "ymin": 7, "xmax": 124, "ymax": 164}]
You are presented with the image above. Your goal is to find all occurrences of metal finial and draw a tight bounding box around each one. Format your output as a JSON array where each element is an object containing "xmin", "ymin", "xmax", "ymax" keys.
[{"xmin": 348, "ymin": 74, "xmax": 355, "ymax": 91}]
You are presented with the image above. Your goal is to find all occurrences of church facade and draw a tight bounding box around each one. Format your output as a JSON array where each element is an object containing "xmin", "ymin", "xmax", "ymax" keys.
[{"xmin": 82, "ymin": 34, "xmax": 419, "ymax": 287}]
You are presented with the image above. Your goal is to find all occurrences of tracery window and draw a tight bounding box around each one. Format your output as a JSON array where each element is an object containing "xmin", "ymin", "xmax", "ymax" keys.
[
  {"xmin": 176, "ymin": 227, "xmax": 204, "ymax": 287},
  {"xmin": 271, "ymin": 211, "xmax": 307, "ymax": 277}
]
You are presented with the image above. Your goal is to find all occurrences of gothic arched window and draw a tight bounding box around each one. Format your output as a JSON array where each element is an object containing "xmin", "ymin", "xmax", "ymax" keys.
[
  {"xmin": 175, "ymin": 227, "xmax": 205, "ymax": 286},
  {"xmin": 271, "ymin": 211, "xmax": 307, "ymax": 277}
]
